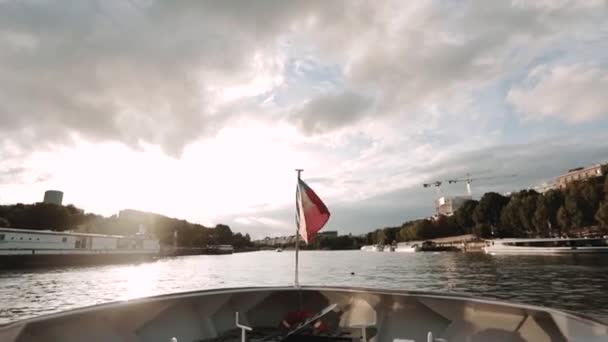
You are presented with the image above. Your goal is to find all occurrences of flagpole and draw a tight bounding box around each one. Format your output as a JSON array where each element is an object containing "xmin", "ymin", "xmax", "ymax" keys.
[{"xmin": 294, "ymin": 169, "xmax": 303, "ymax": 288}]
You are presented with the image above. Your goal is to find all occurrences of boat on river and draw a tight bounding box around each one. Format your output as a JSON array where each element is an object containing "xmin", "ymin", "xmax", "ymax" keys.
[
  {"xmin": 484, "ymin": 237, "xmax": 608, "ymax": 255},
  {"xmin": 0, "ymin": 227, "xmax": 160, "ymax": 268},
  {"xmin": 360, "ymin": 245, "xmax": 384, "ymax": 252},
  {"xmin": 1, "ymin": 286, "xmax": 606, "ymax": 341},
  {"xmin": 394, "ymin": 242, "xmax": 418, "ymax": 253}
]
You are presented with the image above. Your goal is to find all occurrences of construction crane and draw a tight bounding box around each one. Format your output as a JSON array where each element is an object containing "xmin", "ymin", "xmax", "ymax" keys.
[
  {"xmin": 423, "ymin": 173, "xmax": 518, "ymax": 216},
  {"xmin": 446, "ymin": 173, "xmax": 517, "ymax": 196},
  {"xmin": 423, "ymin": 174, "xmax": 517, "ymax": 196},
  {"xmin": 422, "ymin": 181, "xmax": 446, "ymax": 196}
]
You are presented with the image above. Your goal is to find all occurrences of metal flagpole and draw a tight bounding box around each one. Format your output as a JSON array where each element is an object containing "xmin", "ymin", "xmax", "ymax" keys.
[{"xmin": 294, "ymin": 169, "xmax": 303, "ymax": 288}]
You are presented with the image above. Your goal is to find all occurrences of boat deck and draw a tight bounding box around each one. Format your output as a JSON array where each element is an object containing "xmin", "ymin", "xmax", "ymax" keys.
[{"xmin": 1, "ymin": 286, "xmax": 606, "ymax": 342}]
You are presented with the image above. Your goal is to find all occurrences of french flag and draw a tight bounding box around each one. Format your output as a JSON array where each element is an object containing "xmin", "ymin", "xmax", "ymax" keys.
[{"xmin": 296, "ymin": 179, "xmax": 330, "ymax": 243}]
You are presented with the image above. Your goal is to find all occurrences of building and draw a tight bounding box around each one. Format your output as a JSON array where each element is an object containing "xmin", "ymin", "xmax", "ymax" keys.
[
  {"xmin": 555, "ymin": 164, "xmax": 605, "ymax": 189},
  {"xmin": 43, "ymin": 190, "xmax": 63, "ymax": 205},
  {"xmin": 435, "ymin": 195, "xmax": 472, "ymax": 216}
]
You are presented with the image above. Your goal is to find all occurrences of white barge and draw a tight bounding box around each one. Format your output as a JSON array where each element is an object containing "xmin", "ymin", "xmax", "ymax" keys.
[
  {"xmin": 484, "ymin": 237, "xmax": 608, "ymax": 255},
  {"xmin": 0, "ymin": 227, "xmax": 160, "ymax": 268}
]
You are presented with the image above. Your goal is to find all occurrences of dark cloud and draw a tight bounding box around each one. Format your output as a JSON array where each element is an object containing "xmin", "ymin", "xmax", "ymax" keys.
[{"xmin": 288, "ymin": 91, "xmax": 372, "ymax": 135}]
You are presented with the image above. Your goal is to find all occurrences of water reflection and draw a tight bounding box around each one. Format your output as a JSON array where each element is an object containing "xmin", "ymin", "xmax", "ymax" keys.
[{"xmin": 1, "ymin": 251, "xmax": 607, "ymax": 324}]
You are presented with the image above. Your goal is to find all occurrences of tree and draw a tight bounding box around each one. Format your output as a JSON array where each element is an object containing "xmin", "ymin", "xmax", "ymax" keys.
[
  {"xmin": 595, "ymin": 202, "xmax": 608, "ymax": 233},
  {"xmin": 518, "ymin": 191, "xmax": 539, "ymax": 235},
  {"xmin": 0, "ymin": 217, "xmax": 9, "ymax": 227},
  {"xmin": 412, "ymin": 220, "xmax": 435, "ymax": 240},
  {"xmin": 214, "ymin": 224, "xmax": 233, "ymax": 244},
  {"xmin": 500, "ymin": 196, "xmax": 523, "ymax": 237},
  {"xmin": 564, "ymin": 193, "xmax": 585, "ymax": 229},
  {"xmin": 561, "ymin": 181, "xmax": 599, "ymax": 228},
  {"xmin": 473, "ymin": 223, "xmax": 492, "ymax": 239},
  {"xmin": 382, "ymin": 227, "xmax": 400, "ymax": 244},
  {"xmin": 27, "ymin": 203, "xmax": 71, "ymax": 231},
  {"xmin": 557, "ymin": 206, "xmax": 572, "ymax": 235},
  {"xmin": 399, "ymin": 226, "xmax": 411, "ymax": 241},
  {"xmin": 375, "ymin": 229, "xmax": 386, "ymax": 244},
  {"xmin": 473, "ymin": 192, "xmax": 509, "ymax": 229},
  {"xmin": 533, "ymin": 197, "xmax": 551, "ymax": 237},
  {"xmin": 454, "ymin": 200, "xmax": 478, "ymax": 233},
  {"xmin": 433, "ymin": 215, "xmax": 462, "ymax": 238},
  {"xmin": 365, "ymin": 232, "xmax": 374, "ymax": 245},
  {"xmin": 543, "ymin": 189, "xmax": 564, "ymax": 235}
]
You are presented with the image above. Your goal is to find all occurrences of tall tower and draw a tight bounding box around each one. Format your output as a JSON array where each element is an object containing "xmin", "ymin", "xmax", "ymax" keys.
[{"xmin": 43, "ymin": 190, "xmax": 63, "ymax": 205}]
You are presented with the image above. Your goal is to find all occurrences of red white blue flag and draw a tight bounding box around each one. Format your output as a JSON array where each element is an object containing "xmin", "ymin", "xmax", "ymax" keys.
[{"xmin": 296, "ymin": 179, "xmax": 330, "ymax": 243}]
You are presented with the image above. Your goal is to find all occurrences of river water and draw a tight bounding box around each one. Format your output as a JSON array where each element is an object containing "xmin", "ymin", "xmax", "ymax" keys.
[{"xmin": 1, "ymin": 251, "xmax": 608, "ymax": 324}]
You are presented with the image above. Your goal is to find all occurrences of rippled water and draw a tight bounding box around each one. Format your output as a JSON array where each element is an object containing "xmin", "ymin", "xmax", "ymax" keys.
[{"xmin": 1, "ymin": 251, "xmax": 608, "ymax": 324}]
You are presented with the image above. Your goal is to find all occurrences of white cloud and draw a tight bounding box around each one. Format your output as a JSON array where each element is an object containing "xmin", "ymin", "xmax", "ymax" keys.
[
  {"xmin": 507, "ymin": 63, "xmax": 608, "ymax": 123},
  {"xmin": 1, "ymin": 0, "xmax": 605, "ymax": 154}
]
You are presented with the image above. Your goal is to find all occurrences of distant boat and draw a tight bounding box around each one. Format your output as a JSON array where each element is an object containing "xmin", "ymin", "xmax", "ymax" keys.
[
  {"xmin": 360, "ymin": 244, "xmax": 384, "ymax": 252},
  {"xmin": 395, "ymin": 243, "xmax": 418, "ymax": 253},
  {"xmin": 484, "ymin": 237, "xmax": 608, "ymax": 255},
  {"xmin": 275, "ymin": 248, "xmax": 283, "ymax": 252}
]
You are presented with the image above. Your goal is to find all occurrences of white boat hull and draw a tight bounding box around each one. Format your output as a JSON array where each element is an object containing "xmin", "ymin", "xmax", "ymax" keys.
[
  {"xmin": 484, "ymin": 246, "xmax": 608, "ymax": 254},
  {"xmin": 361, "ymin": 245, "xmax": 384, "ymax": 252},
  {"xmin": 484, "ymin": 238, "xmax": 608, "ymax": 255},
  {"xmin": 394, "ymin": 246, "xmax": 417, "ymax": 253},
  {"xmin": 1, "ymin": 286, "xmax": 606, "ymax": 342}
]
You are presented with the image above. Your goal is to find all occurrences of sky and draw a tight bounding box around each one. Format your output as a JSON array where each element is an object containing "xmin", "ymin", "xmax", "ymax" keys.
[{"xmin": 1, "ymin": 1, "xmax": 607, "ymax": 239}]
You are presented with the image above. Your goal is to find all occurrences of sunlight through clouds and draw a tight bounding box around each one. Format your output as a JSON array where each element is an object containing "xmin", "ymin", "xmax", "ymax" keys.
[{"xmin": 1, "ymin": 1, "xmax": 607, "ymax": 236}]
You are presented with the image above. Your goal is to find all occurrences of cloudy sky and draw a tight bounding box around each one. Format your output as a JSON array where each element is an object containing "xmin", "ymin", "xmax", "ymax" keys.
[{"xmin": 1, "ymin": 1, "xmax": 607, "ymax": 238}]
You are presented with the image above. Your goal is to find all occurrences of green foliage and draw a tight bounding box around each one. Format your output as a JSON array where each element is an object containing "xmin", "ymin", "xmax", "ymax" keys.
[
  {"xmin": 473, "ymin": 223, "xmax": 492, "ymax": 239},
  {"xmin": 542, "ymin": 189, "xmax": 564, "ymax": 235},
  {"xmin": 433, "ymin": 215, "xmax": 463, "ymax": 237},
  {"xmin": 413, "ymin": 219, "xmax": 435, "ymax": 240},
  {"xmin": 518, "ymin": 190, "xmax": 539, "ymax": 234},
  {"xmin": 563, "ymin": 193, "xmax": 585, "ymax": 229},
  {"xmin": 473, "ymin": 192, "xmax": 509, "ymax": 227},
  {"xmin": 394, "ymin": 217, "xmax": 463, "ymax": 242},
  {"xmin": 595, "ymin": 202, "xmax": 608, "ymax": 230},
  {"xmin": 375, "ymin": 229, "xmax": 386, "ymax": 244},
  {"xmin": 454, "ymin": 200, "xmax": 478, "ymax": 233},
  {"xmin": 557, "ymin": 206, "xmax": 572, "ymax": 232},
  {"xmin": 532, "ymin": 197, "xmax": 550, "ymax": 237},
  {"xmin": 399, "ymin": 223, "xmax": 416, "ymax": 241},
  {"xmin": 499, "ymin": 196, "xmax": 523, "ymax": 237},
  {"xmin": 0, "ymin": 217, "xmax": 9, "ymax": 227}
]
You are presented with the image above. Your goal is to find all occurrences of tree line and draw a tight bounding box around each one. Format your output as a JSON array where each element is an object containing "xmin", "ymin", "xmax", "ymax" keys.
[
  {"xmin": 365, "ymin": 168, "xmax": 608, "ymax": 245},
  {"xmin": 0, "ymin": 205, "xmax": 253, "ymax": 249}
]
